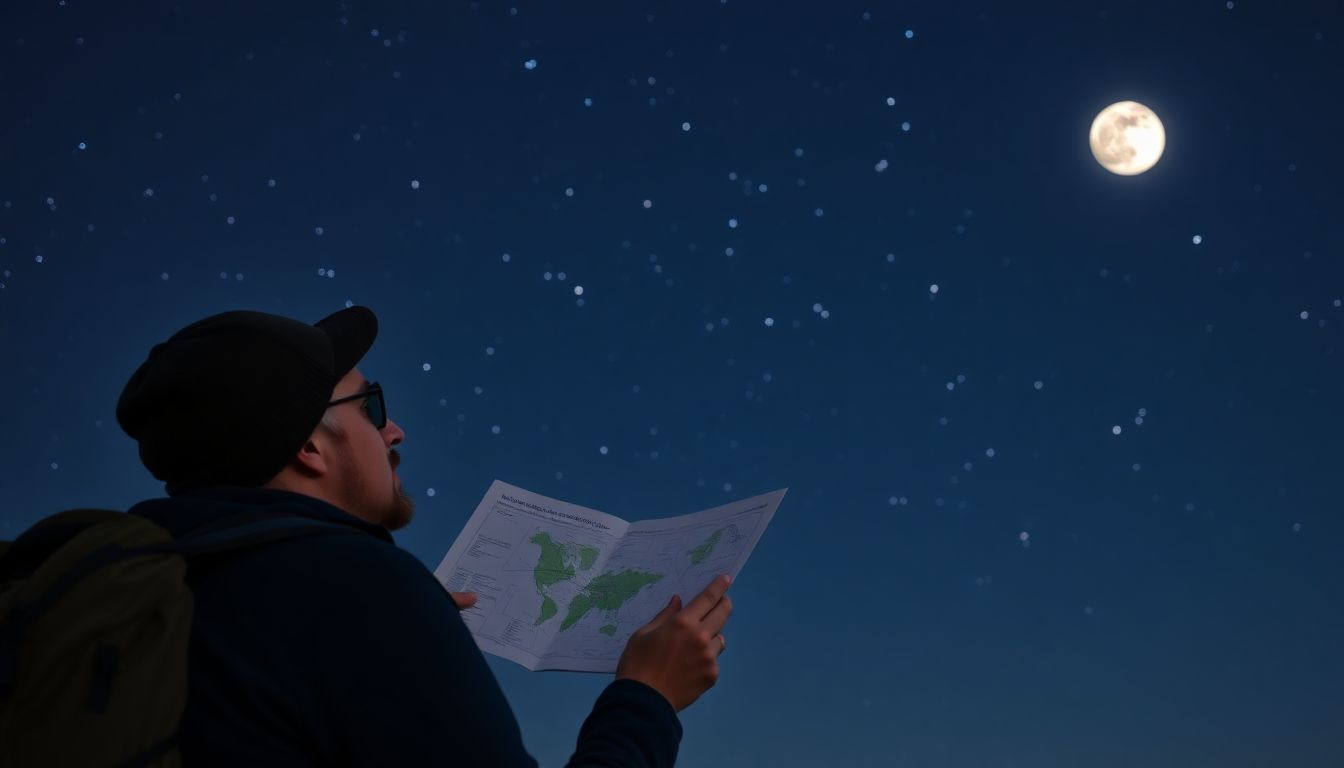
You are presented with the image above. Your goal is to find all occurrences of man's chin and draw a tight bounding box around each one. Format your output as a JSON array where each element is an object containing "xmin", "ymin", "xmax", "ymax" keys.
[{"xmin": 384, "ymin": 487, "xmax": 415, "ymax": 531}]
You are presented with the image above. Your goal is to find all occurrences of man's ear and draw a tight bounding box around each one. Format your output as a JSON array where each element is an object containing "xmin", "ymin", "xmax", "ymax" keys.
[{"xmin": 290, "ymin": 435, "xmax": 333, "ymax": 477}]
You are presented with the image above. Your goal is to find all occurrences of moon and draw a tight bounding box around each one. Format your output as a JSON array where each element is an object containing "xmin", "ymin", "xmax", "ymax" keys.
[{"xmin": 1089, "ymin": 101, "xmax": 1165, "ymax": 175}]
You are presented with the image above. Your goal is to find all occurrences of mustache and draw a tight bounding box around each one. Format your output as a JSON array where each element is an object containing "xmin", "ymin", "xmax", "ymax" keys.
[{"xmin": 390, "ymin": 449, "xmax": 401, "ymax": 470}]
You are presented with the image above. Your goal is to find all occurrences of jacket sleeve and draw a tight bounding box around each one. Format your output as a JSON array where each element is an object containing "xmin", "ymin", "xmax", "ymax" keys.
[
  {"xmin": 566, "ymin": 679, "xmax": 683, "ymax": 768},
  {"xmin": 297, "ymin": 538, "xmax": 540, "ymax": 767},
  {"xmin": 303, "ymin": 538, "xmax": 681, "ymax": 767}
]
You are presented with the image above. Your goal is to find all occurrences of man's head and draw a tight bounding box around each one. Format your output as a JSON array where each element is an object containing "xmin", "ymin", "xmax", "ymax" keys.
[
  {"xmin": 116, "ymin": 306, "xmax": 414, "ymax": 530},
  {"xmin": 269, "ymin": 367, "xmax": 414, "ymax": 530}
]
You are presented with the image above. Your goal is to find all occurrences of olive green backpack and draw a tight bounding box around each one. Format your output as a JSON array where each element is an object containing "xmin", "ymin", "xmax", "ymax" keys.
[{"xmin": 0, "ymin": 509, "xmax": 357, "ymax": 768}]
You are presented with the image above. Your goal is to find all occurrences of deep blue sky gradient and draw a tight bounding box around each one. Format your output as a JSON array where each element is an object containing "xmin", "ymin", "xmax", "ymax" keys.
[{"xmin": 2, "ymin": 2, "xmax": 1342, "ymax": 765}]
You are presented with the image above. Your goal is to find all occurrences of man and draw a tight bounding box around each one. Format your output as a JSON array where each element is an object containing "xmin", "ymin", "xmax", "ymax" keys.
[{"xmin": 115, "ymin": 305, "xmax": 732, "ymax": 766}]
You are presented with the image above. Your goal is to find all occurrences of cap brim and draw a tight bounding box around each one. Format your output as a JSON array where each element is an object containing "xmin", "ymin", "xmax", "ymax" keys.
[{"xmin": 314, "ymin": 306, "xmax": 378, "ymax": 376}]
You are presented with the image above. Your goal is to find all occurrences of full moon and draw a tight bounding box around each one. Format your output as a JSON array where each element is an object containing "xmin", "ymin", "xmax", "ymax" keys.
[{"xmin": 1089, "ymin": 101, "xmax": 1165, "ymax": 175}]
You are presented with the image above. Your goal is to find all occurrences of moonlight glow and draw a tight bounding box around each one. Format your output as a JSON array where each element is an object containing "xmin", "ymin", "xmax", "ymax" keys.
[{"xmin": 1089, "ymin": 101, "xmax": 1166, "ymax": 176}]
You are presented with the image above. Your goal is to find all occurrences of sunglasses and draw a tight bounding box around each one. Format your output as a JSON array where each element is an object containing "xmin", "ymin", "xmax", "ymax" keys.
[{"xmin": 326, "ymin": 381, "xmax": 387, "ymax": 430}]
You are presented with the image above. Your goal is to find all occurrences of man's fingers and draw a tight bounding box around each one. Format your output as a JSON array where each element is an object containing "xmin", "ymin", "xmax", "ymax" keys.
[
  {"xmin": 643, "ymin": 594, "xmax": 681, "ymax": 630},
  {"xmin": 450, "ymin": 591, "xmax": 478, "ymax": 610},
  {"xmin": 682, "ymin": 574, "xmax": 732, "ymax": 621},
  {"xmin": 701, "ymin": 592, "xmax": 732, "ymax": 636}
]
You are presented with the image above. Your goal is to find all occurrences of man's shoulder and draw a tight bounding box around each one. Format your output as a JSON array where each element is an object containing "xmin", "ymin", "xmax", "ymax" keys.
[
  {"xmin": 127, "ymin": 488, "xmax": 443, "ymax": 603},
  {"xmin": 127, "ymin": 486, "xmax": 391, "ymax": 539},
  {"xmin": 135, "ymin": 495, "xmax": 491, "ymax": 766},
  {"xmin": 178, "ymin": 506, "xmax": 457, "ymax": 659},
  {"xmin": 237, "ymin": 517, "xmax": 432, "ymax": 587}
]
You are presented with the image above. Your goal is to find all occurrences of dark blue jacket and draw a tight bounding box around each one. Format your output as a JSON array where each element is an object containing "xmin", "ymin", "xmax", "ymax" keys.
[{"xmin": 128, "ymin": 487, "xmax": 682, "ymax": 767}]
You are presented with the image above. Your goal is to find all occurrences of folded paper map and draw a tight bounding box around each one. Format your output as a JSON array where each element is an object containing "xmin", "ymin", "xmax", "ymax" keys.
[{"xmin": 433, "ymin": 480, "xmax": 785, "ymax": 672}]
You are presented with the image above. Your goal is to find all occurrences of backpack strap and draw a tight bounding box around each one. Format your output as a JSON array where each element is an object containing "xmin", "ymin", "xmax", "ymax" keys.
[
  {"xmin": 7, "ymin": 514, "xmax": 363, "ymax": 633},
  {"xmin": 171, "ymin": 513, "xmax": 365, "ymax": 558},
  {"xmin": 0, "ymin": 510, "xmax": 124, "ymax": 583},
  {"xmin": 113, "ymin": 731, "xmax": 179, "ymax": 768},
  {"xmin": 0, "ymin": 511, "xmax": 366, "ymax": 698}
]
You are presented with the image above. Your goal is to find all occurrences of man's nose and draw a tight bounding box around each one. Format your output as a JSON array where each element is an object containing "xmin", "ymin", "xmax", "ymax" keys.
[{"xmin": 383, "ymin": 418, "xmax": 405, "ymax": 447}]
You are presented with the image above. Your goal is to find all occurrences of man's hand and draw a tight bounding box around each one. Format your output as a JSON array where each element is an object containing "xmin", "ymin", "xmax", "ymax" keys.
[
  {"xmin": 615, "ymin": 574, "xmax": 733, "ymax": 713},
  {"xmin": 450, "ymin": 591, "xmax": 478, "ymax": 610}
]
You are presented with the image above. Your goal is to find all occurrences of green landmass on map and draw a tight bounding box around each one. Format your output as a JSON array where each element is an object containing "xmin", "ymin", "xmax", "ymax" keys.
[
  {"xmin": 559, "ymin": 568, "xmax": 664, "ymax": 631},
  {"xmin": 530, "ymin": 532, "xmax": 581, "ymax": 625},
  {"xmin": 530, "ymin": 533, "xmax": 576, "ymax": 588},
  {"xmin": 578, "ymin": 545, "xmax": 600, "ymax": 571},
  {"xmin": 536, "ymin": 596, "xmax": 558, "ymax": 625},
  {"xmin": 687, "ymin": 528, "xmax": 724, "ymax": 565},
  {"xmin": 560, "ymin": 593, "xmax": 592, "ymax": 631},
  {"xmin": 529, "ymin": 531, "xmax": 662, "ymax": 633}
]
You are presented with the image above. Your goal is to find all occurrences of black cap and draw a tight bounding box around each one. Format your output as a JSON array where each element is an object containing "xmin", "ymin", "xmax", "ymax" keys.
[{"xmin": 116, "ymin": 306, "xmax": 378, "ymax": 496}]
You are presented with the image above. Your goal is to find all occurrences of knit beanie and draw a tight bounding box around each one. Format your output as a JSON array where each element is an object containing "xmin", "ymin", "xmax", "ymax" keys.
[{"xmin": 115, "ymin": 306, "xmax": 377, "ymax": 496}]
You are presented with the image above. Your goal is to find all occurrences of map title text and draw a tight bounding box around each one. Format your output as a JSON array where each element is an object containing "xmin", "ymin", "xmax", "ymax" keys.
[{"xmin": 502, "ymin": 494, "xmax": 611, "ymax": 531}]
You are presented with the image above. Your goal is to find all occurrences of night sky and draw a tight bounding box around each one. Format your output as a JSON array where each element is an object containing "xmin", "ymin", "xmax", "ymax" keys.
[{"xmin": 3, "ymin": 2, "xmax": 1342, "ymax": 766}]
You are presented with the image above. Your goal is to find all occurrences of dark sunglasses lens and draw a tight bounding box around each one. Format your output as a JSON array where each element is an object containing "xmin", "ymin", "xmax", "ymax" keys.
[{"xmin": 368, "ymin": 391, "xmax": 386, "ymax": 428}]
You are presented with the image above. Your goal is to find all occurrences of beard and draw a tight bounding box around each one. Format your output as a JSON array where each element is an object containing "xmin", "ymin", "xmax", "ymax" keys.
[
  {"xmin": 335, "ymin": 444, "xmax": 415, "ymax": 531},
  {"xmin": 384, "ymin": 447, "xmax": 414, "ymax": 530},
  {"xmin": 384, "ymin": 481, "xmax": 415, "ymax": 531}
]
